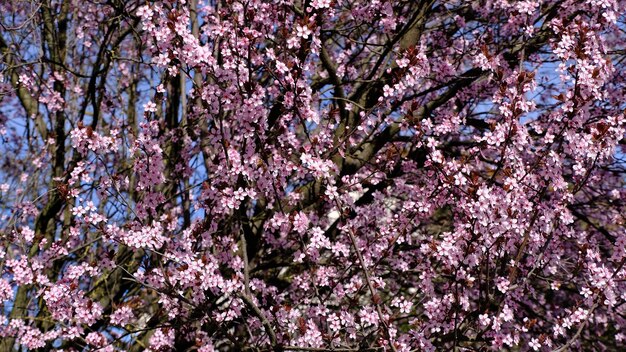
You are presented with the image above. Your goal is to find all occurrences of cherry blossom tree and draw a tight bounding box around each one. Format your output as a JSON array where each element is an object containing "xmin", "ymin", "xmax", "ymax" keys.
[{"xmin": 1, "ymin": 0, "xmax": 625, "ymax": 351}]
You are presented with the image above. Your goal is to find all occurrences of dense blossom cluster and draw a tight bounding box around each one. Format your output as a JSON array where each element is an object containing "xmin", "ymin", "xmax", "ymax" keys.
[{"xmin": 0, "ymin": 0, "xmax": 625, "ymax": 351}]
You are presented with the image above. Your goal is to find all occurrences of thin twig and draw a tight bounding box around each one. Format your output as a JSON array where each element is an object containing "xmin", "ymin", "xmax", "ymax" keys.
[{"xmin": 347, "ymin": 229, "xmax": 398, "ymax": 352}]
